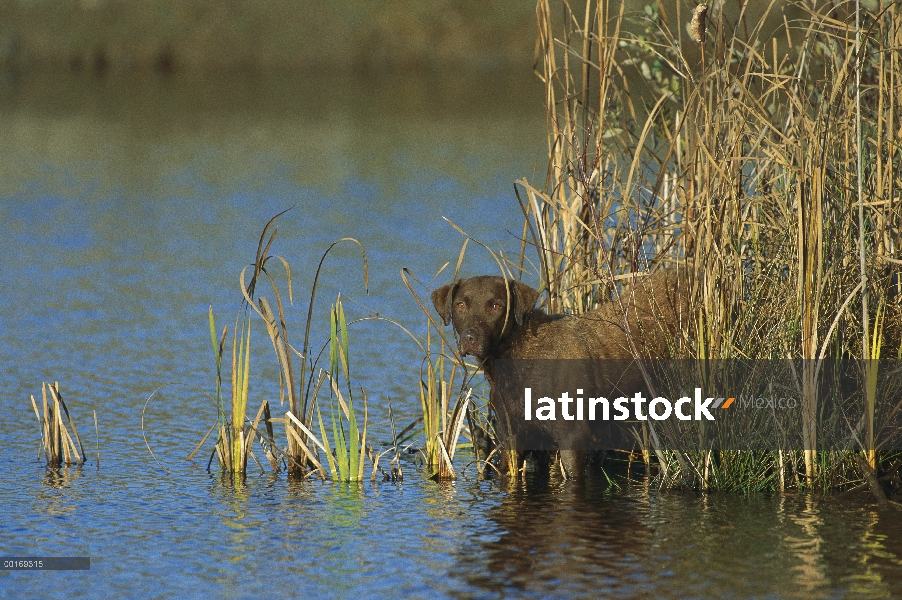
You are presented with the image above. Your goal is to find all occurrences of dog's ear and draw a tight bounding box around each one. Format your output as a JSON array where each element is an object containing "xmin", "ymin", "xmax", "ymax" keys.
[
  {"xmin": 510, "ymin": 280, "xmax": 540, "ymax": 326},
  {"xmin": 431, "ymin": 282, "xmax": 458, "ymax": 326}
]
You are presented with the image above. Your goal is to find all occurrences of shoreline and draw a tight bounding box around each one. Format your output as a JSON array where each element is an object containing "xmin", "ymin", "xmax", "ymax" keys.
[{"xmin": 0, "ymin": 1, "xmax": 537, "ymax": 74}]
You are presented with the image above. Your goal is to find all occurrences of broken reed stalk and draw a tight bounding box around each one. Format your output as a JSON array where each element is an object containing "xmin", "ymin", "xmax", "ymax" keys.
[
  {"xmin": 525, "ymin": 0, "xmax": 901, "ymax": 492},
  {"xmin": 430, "ymin": 387, "xmax": 472, "ymax": 481},
  {"xmin": 30, "ymin": 382, "xmax": 85, "ymax": 468}
]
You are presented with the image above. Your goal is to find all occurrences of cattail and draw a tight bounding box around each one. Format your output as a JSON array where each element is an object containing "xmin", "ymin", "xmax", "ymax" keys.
[{"xmin": 690, "ymin": 4, "xmax": 708, "ymax": 44}]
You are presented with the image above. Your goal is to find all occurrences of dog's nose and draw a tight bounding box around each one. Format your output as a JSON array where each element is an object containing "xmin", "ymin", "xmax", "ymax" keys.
[{"xmin": 460, "ymin": 330, "xmax": 479, "ymax": 356}]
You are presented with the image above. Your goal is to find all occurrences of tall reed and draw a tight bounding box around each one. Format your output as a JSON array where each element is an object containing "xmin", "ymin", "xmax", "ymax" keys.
[{"xmin": 524, "ymin": 0, "xmax": 901, "ymax": 491}]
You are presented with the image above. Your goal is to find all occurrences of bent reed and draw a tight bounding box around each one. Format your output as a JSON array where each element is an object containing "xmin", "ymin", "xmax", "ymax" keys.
[
  {"xmin": 517, "ymin": 0, "xmax": 901, "ymax": 493},
  {"xmin": 194, "ymin": 213, "xmax": 374, "ymax": 483}
]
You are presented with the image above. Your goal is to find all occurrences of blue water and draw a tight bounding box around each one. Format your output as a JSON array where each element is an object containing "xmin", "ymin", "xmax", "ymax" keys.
[{"xmin": 1, "ymin": 72, "xmax": 901, "ymax": 599}]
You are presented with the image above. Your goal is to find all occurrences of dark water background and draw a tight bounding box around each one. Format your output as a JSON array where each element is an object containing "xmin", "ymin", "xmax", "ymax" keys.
[{"xmin": 1, "ymin": 71, "xmax": 900, "ymax": 599}]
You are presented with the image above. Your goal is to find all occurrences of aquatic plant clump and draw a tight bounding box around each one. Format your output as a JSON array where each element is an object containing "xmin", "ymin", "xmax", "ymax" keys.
[
  {"xmin": 199, "ymin": 211, "xmax": 375, "ymax": 483},
  {"xmin": 404, "ymin": 258, "xmax": 495, "ymax": 481},
  {"xmin": 30, "ymin": 382, "xmax": 86, "ymax": 468}
]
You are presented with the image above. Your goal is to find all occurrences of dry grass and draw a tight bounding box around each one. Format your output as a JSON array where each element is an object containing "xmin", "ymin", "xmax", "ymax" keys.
[
  {"xmin": 521, "ymin": 0, "xmax": 901, "ymax": 491},
  {"xmin": 30, "ymin": 382, "xmax": 85, "ymax": 468}
]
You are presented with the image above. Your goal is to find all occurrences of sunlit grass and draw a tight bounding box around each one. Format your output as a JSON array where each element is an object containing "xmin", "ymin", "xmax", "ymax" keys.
[
  {"xmin": 402, "ymin": 263, "xmax": 482, "ymax": 480},
  {"xmin": 524, "ymin": 0, "xmax": 902, "ymax": 492},
  {"xmin": 311, "ymin": 294, "xmax": 368, "ymax": 482},
  {"xmin": 206, "ymin": 307, "xmax": 278, "ymax": 481}
]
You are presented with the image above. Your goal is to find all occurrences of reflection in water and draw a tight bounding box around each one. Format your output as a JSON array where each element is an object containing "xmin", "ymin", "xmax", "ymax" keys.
[
  {"xmin": 323, "ymin": 483, "xmax": 365, "ymax": 531},
  {"xmin": 213, "ymin": 472, "xmax": 255, "ymax": 565},
  {"xmin": 785, "ymin": 495, "xmax": 826, "ymax": 596},
  {"xmin": 454, "ymin": 477, "xmax": 902, "ymax": 599},
  {"xmin": 454, "ymin": 476, "xmax": 652, "ymax": 598},
  {"xmin": 38, "ymin": 466, "xmax": 84, "ymax": 516}
]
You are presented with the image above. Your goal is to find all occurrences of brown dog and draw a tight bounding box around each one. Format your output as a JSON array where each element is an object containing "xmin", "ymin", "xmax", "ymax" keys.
[{"xmin": 432, "ymin": 269, "xmax": 688, "ymax": 478}]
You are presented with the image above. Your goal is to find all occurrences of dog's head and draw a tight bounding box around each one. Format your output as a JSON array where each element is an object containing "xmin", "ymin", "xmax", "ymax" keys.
[{"xmin": 431, "ymin": 276, "xmax": 540, "ymax": 360}]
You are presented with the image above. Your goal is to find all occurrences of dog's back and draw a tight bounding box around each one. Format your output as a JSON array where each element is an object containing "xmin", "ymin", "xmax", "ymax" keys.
[{"xmin": 498, "ymin": 269, "xmax": 688, "ymax": 361}]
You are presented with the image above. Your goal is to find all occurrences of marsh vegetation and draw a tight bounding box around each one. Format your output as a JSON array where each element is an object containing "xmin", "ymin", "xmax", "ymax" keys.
[{"xmin": 512, "ymin": 0, "xmax": 901, "ymax": 493}]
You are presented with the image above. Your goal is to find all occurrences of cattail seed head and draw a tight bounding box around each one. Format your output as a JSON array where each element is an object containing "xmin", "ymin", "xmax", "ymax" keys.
[{"xmin": 690, "ymin": 4, "xmax": 708, "ymax": 44}]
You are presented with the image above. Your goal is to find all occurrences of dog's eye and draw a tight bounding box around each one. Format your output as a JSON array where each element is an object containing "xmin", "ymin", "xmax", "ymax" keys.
[
  {"xmin": 490, "ymin": 302, "xmax": 503, "ymax": 311},
  {"xmin": 456, "ymin": 301, "xmax": 466, "ymax": 310}
]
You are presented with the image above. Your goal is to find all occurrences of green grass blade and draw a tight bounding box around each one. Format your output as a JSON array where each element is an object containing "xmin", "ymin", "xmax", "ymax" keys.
[
  {"xmin": 339, "ymin": 297, "xmax": 350, "ymax": 383},
  {"xmin": 337, "ymin": 296, "xmax": 359, "ymax": 479},
  {"xmin": 316, "ymin": 400, "xmax": 338, "ymax": 480},
  {"xmin": 331, "ymin": 397, "xmax": 348, "ymax": 481}
]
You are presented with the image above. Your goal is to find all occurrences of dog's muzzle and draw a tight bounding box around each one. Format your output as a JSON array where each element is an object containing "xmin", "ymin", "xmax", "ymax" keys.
[{"xmin": 459, "ymin": 329, "xmax": 483, "ymax": 358}]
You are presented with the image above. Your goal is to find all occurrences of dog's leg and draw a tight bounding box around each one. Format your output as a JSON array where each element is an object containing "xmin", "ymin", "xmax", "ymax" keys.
[
  {"xmin": 559, "ymin": 449, "xmax": 587, "ymax": 479},
  {"xmin": 533, "ymin": 450, "xmax": 550, "ymax": 473}
]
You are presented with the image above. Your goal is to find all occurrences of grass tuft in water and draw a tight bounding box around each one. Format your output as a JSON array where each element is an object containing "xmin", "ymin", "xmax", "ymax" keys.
[
  {"xmin": 402, "ymin": 259, "xmax": 489, "ymax": 480},
  {"xmin": 206, "ymin": 306, "xmax": 279, "ymax": 481},
  {"xmin": 30, "ymin": 382, "xmax": 85, "ymax": 468},
  {"xmin": 205, "ymin": 210, "xmax": 372, "ymax": 482}
]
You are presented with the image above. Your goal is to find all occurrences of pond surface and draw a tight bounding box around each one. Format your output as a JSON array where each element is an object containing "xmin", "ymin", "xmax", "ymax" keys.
[{"xmin": 1, "ymin": 71, "xmax": 901, "ymax": 599}]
